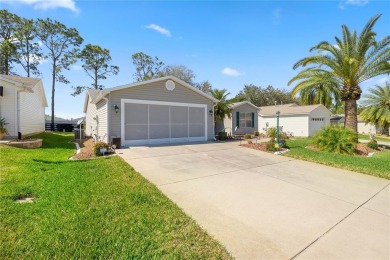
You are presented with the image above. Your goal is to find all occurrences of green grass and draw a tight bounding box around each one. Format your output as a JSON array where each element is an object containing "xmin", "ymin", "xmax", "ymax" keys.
[
  {"xmin": 284, "ymin": 138, "xmax": 390, "ymax": 180},
  {"xmin": 0, "ymin": 132, "xmax": 231, "ymax": 259},
  {"xmin": 358, "ymin": 134, "xmax": 390, "ymax": 143}
]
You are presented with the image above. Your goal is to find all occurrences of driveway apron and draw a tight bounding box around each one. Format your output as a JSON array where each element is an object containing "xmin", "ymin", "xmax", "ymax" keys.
[{"xmin": 117, "ymin": 141, "xmax": 390, "ymax": 259}]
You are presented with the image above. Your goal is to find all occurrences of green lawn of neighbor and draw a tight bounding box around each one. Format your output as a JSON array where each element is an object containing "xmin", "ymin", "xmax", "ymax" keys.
[
  {"xmin": 284, "ymin": 138, "xmax": 390, "ymax": 180},
  {"xmin": 358, "ymin": 134, "xmax": 390, "ymax": 143},
  {"xmin": 0, "ymin": 132, "xmax": 231, "ymax": 259}
]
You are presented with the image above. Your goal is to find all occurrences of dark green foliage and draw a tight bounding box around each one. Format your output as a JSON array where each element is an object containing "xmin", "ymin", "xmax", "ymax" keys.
[
  {"xmin": 254, "ymin": 131, "xmax": 259, "ymax": 136},
  {"xmin": 93, "ymin": 141, "xmax": 109, "ymax": 156},
  {"xmin": 232, "ymin": 84, "xmax": 297, "ymax": 107},
  {"xmin": 72, "ymin": 44, "xmax": 119, "ymax": 96},
  {"xmin": 313, "ymin": 125, "xmax": 357, "ymax": 155},
  {"xmin": 217, "ymin": 131, "xmax": 227, "ymax": 140},
  {"xmin": 367, "ymin": 140, "xmax": 379, "ymax": 150},
  {"xmin": 285, "ymin": 138, "xmax": 390, "ymax": 179},
  {"xmin": 244, "ymin": 133, "xmax": 251, "ymax": 139},
  {"xmin": 132, "ymin": 52, "xmax": 164, "ymax": 81}
]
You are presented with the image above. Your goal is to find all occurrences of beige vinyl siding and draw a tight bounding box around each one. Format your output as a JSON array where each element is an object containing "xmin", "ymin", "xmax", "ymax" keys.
[
  {"xmin": 109, "ymin": 81, "xmax": 214, "ymax": 140},
  {"xmin": 96, "ymin": 99, "xmax": 108, "ymax": 142},
  {"xmin": 19, "ymin": 82, "xmax": 45, "ymax": 135},
  {"xmin": 232, "ymin": 103, "xmax": 258, "ymax": 135},
  {"xmin": 0, "ymin": 81, "xmax": 17, "ymax": 136},
  {"xmin": 85, "ymin": 96, "xmax": 97, "ymax": 137}
]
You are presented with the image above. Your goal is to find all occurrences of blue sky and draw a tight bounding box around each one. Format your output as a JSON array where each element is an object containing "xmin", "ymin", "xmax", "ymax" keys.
[{"xmin": 2, "ymin": 0, "xmax": 390, "ymax": 119}]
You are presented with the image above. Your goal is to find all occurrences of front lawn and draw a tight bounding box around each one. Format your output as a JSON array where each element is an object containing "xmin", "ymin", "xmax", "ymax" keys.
[
  {"xmin": 0, "ymin": 132, "xmax": 231, "ymax": 259},
  {"xmin": 284, "ymin": 138, "xmax": 390, "ymax": 180}
]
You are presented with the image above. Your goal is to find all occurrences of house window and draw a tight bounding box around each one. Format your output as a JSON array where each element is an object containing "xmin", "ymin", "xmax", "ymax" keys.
[
  {"xmin": 311, "ymin": 117, "xmax": 324, "ymax": 121},
  {"xmin": 239, "ymin": 113, "xmax": 253, "ymax": 127}
]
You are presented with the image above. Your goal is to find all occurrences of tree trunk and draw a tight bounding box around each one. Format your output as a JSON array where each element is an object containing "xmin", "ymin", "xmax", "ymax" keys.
[
  {"xmin": 344, "ymin": 99, "xmax": 358, "ymax": 133},
  {"xmin": 51, "ymin": 61, "xmax": 56, "ymax": 131}
]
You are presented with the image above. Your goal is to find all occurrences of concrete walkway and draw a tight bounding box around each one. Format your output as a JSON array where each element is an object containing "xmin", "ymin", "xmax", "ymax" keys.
[{"xmin": 117, "ymin": 141, "xmax": 390, "ymax": 259}]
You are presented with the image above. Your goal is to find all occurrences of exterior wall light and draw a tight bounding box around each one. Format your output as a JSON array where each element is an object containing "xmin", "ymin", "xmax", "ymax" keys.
[
  {"xmin": 114, "ymin": 104, "xmax": 119, "ymax": 113},
  {"xmin": 208, "ymin": 109, "xmax": 213, "ymax": 116}
]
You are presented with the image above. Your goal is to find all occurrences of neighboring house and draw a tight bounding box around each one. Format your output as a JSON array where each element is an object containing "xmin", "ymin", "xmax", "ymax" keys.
[
  {"xmin": 330, "ymin": 114, "xmax": 345, "ymax": 125},
  {"xmin": 215, "ymin": 101, "xmax": 259, "ymax": 135},
  {"xmin": 357, "ymin": 116, "xmax": 377, "ymax": 134},
  {"xmin": 258, "ymin": 103, "xmax": 331, "ymax": 137},
  {"xmin": 83, "ymin": 76, "xmax": 218, "ymax": 146},
  {"xmin": 45, "ymin": 115, "xmax": 85, "ymax": 131},
  {"xmin": 0, "ymin": 74, "xmax": 48, "ymax": 137}
]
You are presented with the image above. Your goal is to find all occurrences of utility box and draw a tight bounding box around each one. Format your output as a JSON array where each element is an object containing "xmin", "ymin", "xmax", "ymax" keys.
[
  {"xmin": 111, "ymin": 136, "xmax": 121, "ymax": 148},
  {"xmin": 74, "ymin": 128, "xmax": 85, "ymax": 139}
]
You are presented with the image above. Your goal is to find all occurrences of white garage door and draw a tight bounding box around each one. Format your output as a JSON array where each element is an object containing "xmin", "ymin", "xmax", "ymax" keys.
[
  {"xmin": 121, "ymin": 99, "xmax": 207, "ymax": 146},
  {"xmin": 309, "ymin": 117, "xmax": 326, "ymax": 136}
]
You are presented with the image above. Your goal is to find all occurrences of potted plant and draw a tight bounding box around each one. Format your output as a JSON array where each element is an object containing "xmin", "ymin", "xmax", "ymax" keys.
[{"xmin": 0, "ymin": 117, "xmax": 8, "ymax": 140}]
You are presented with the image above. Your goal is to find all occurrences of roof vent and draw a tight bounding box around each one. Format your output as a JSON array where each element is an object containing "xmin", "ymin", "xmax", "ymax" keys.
[{"xmin": 165, "ymin": 80, "xmax": 175, "ymax": 91}]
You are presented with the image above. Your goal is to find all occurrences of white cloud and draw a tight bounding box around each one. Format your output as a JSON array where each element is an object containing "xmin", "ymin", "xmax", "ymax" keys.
[
  {"xmin": 376, "ymin": 77, "xmax": 389, "ymax": 85},
  {"xmin": 221, "ymin": 67, "xmax": 241, "ymax": 77},
  {"xmin": 7, "ymin": 0, "xmax": 79, "ymax": 13},
  {"xmin": 72, "ymin": 65, "xmax": 83, "ymax": 71},
  {"xmin": 145, "ymin": 24, "xmax": 171, "ymax": 37},
  {"xmin": 339, "ymin": 0, "xmax": 369, "ymax": 9}
]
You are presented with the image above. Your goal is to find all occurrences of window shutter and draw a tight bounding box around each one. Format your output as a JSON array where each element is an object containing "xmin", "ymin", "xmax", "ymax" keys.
[
  {"xmin": 251, "ymin": 112, "xmax": 255, "ymax": 128},
  {"xmin": 236, "ymin": 111, "xmax": 240, "ymax": 128}
]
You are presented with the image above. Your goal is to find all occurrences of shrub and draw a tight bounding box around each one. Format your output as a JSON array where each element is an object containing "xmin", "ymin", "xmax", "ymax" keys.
[
  {"xmin": 254, "ymin": 131, "xmax": 259, "ymax": 137},
  {"xmin": 266, "ymin": 127, "xmax": 277, "ymax": 138},
  {"xmin": 312, "ymin": 125, "xmax": 357, "ymax": 155},
  {"xmin": 93, "ymin": 142, "xmax": 110, "ymax": 156},
  {"xmin": 247, "ymin": 140, "xmax": 253, "ymax": 144},
  {"xmin": 244, "ymin": 133, "xmax": 252, "ymax": 139},
  {"xmin": 217, "ymin": 131, "xmax": 227, "ymax": 140},
  {"xmin": 367, "ymin": 140, "xmax": 379, "ymax": 149},
  {"xmin": 265, "ymin": 139, "xmax": 277, "ymax": 151}
]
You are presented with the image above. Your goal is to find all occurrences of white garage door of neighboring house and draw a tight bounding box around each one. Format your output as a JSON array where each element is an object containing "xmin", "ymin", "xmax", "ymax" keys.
[
  {"xmin": 309, "ymin": 117, "xmax": 326, "ymax": 136},
  {"xmin": 121, "ymin": 99, "xmax": 207, "ymax": 146}
]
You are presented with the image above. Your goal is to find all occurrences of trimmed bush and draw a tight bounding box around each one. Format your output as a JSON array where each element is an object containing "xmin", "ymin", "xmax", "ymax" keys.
[
  {"xmin": 266, "ymin": 139, "xmax": 277, "ymax": 151},
  {"xmin": 254, "ymin": 131, "xmax": 259, "ymax": 137},
  {"xmin": 367, "ymin": 140, "xmax": 379, "ymax": 149},
  {"xmin": 313, "ymin": 125, "xmax": 357, "ymax": 155},
  {"xmin": 244, "ymin": 133, "xmax": 252, "ymax": 139},
  {"xmin": 217, "ymin": 131, "xmax": 227, "ymax": 140},
  {"xmin": 266, "ymin": 127, "xmax": 277, "ymax": 138},
  {"xmin": 93, "ymin": 142, "xmax": 110, "ymax": 156}
]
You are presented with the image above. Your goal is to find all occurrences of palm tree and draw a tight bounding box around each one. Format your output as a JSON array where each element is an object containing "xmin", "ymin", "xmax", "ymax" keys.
[
  {"xmin": 360, "ymin": 83, "xmax": 390, "ymax": 135},
  {"xmin": 209, "ymin": 89, "xmax": 232, "ymax": 130},
  {"xmin": 291, "ymin": 79, "xmax": 340, "ymax": 108},
  {"xmin": 288, "ymin": 14, "xmax": 390, "ymax": 133}
]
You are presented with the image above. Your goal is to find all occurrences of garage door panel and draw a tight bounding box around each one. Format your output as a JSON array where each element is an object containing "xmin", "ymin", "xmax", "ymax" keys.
[
  {"xmin": 125, "ymin": 125, "xmax": 148, "ymax": 140},
  {"xmin": 171, "ymin": 106, "xmax": 189, "ymax": 138},
  {"xmin": 189, "ymin": 107, "xmax": 205, "ymax": 137},
  {"xmin": 125, "ymin": 103, "xmax": 148, "ymax": 140},
  {"xmin": 125, "ymin": 103, "xmax": 148, "ymax": 124},
  {"xmin": 149, "ymin": 105, "xmax": 170, "ymax": 139}
]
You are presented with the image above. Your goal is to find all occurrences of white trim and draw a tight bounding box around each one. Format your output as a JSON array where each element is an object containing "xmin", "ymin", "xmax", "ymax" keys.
[{"xmin": 120, "ymin": 98, "xmax": 207, "ymax": 147}]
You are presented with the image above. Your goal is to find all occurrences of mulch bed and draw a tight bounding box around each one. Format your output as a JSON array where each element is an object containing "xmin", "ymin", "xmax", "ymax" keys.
[
  {"xmin": 71, "ymin": 138, "xmax": 115, "ymax": 160},
  {"xmin": 240, "ymin": 142, "xmax": 288, "ymax": 154}
]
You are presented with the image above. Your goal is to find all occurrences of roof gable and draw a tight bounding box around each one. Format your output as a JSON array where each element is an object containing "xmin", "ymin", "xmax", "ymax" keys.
[
  {"xmin": 92, "ymin": 76, "xmax": 218, "ymax": 104},
  {"xmin": 83, "ymin": 89, "xmax": 101, "ymax": 113},
  {"xmin": 229, "ymin": 101, "xmax": 259, "ymax": 110},
  {"xmin": 0, "ymin": 74, "xmax": 47, "ymax": 107}
]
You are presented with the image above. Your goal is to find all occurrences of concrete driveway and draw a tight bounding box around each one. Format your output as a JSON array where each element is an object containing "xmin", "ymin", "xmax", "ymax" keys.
[{"xmin": 117, "ymin": 141, "xmax": 390, "ymax": 259}]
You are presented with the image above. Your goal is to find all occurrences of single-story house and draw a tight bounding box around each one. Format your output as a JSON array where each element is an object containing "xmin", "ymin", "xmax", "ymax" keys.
[
  {"xmin": 215, "ymin": 101, "xmax": 259, "ymax": 135},
  {"xmin": 84, "ymin": 76, "xmax": 218, "ymax": 147},
  {"xmin": 0, "ymin": 74, "xmax": 48, "ymax": 138},
  {"xmin": 45, "ymin": 115, "xmax": 85, "ymax": 131},
  {"xmin": 258, "ymin": 103, "xmax": 331, "ymax": 137}
]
